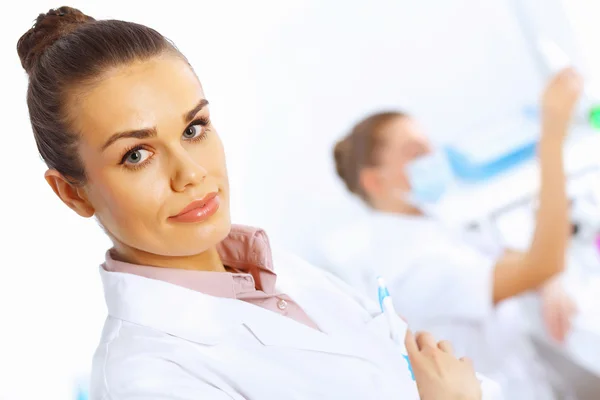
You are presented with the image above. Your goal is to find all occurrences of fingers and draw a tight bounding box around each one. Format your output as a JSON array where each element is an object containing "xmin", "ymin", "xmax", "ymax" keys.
[
  {"xmin": 437, "ymin": 340, "xmax": 454, "ymax": 355},
  {"xmin": 557, "ymin": 301, "xmax": 569, "ymax": 342},
  {"xmin": 404, "ymin": 329, "xmax": 420, "ymax": 361},
  {"xmin": 415, "ymin": 331, "xmax": 437, "ymax": 351},
  {"xmin": 556, "ymin": 67, "xmax": 576, "ymax": 78},
  {"xmin": 460, "ymin": 356, "xmax": 474, "ymax": 372},
  {"xmin": 408, "ymin": 331, "xmax": 455, "ymax": 354},
  {"xmin": 556, "ymin": 67, "xmax": 581, "ymax": 82},
  {"xmin": 542, "ymin": 302, "xmax": 561, "ymax": 342},
  {"xmin": 558, "ymin": 68, "xmax": 583, "ymax": 91},
  {"xmin": 557, "ymin": 296, "xmax": 577, "ymax": 342},
  {"xmin": 459, "ymin": 356, "xmax": 472, "ymax": 364},
  {"xmin": 542, "ymin": 292, "xmax": 578, "ymax": 343},
  {"xmin": 406, "ymin": 330, "xmax": 460, "ymax": 364},
  {"xmin": 547, "ymin": 67, "xmax": 583, "ymax": 94},
  {"xmin": 552, "ymin": 67, "xmax": 573, "ymax": 82},
  {"xmin": 460, "ymin": 356, "xmax": 475, "ymax": 371}
]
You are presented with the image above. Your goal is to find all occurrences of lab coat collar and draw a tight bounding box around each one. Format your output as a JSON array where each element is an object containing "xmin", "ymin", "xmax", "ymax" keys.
[
  {"xmin": 370, "ymin": 210, "xmax": 443, "ymax": 234},
  {"xmin": 371, "ymin": 209, "xmax": 432, "ymax": 225},
  {"xmin": 370, "ymin": 210, "xmax": 466, "ymax": 241},
  {"xmin": 100, "ymin": 266, "xmax": 374, "ymax": 361}
]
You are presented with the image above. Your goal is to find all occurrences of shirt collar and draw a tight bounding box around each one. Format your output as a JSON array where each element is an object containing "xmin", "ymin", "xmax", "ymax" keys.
[{"xmin": 103, "ymin": 224, "xmax": 277, "ymax": 297}]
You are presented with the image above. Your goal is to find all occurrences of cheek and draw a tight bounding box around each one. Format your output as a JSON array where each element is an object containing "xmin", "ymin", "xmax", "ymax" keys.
[
  {"xmin": 190, "ymin": 135, "xmax": 228, "ymax": 179},
  {"xmin": 383, "ymin": 165, "xmax": 410, "ymax": 190},
  {"xmin": 400, "ymin": 173, "xmax": 411, "ymax": 190},
  {"xmin": 391, "ymin": 173, "xmax": 408, "ymax": 189},
  {"xmin": 395, "ymin": 166, "xmax": 411, "ymax": 188},
  {"xmin": 88, "ymin": 167, "xmax": 169, "ymax": 228}
]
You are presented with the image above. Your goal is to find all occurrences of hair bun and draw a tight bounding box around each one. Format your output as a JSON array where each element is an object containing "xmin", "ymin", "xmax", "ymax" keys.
[
  {"xmin": 333, "ymin": 137, "xmax": 352, "ymax": 183},
  {"xmin": 17, "ymin": 6, "xmax": 95, "ymax": 74}
]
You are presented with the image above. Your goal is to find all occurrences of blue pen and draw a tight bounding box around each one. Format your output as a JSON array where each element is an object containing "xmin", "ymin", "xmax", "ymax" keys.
[{"xmin": 377, "ymin": 276, "xmax": 415, "ymax": 380}]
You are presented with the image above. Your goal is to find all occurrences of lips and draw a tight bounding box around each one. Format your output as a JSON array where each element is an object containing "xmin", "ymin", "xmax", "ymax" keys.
[{"xmin": 169, "ymin": 192, "xmax": 220, "ymax": 223}]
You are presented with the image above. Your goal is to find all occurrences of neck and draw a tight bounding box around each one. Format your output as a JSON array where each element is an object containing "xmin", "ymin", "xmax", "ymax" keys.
[
  {"xmin": 110, "ymin": 243, "xmax": 226, "ymax": 272},
  {"xmin": 371, "ymin": 198, "xmax": 423, "ymax": 216}
]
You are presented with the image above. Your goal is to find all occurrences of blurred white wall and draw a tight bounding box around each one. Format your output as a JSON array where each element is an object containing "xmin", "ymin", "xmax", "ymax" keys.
[
  {"xmin": 563, "ymin": 0, "xmax": 600, "ymax": 89},
  {"xmin": 243, "ymin": 0, "xmax": 590, "ymax": 259},
  {"xmin": 1, "ymin": 0, "xmax": 598, "ymax": 398}
]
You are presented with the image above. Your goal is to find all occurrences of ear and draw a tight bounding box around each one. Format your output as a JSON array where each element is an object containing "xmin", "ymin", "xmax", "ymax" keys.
[
  {"xmin": 44, "ymin": 169, "xmax": 95, "ymax": 218},
  {"xmin": 359, "ymin": 167, "xmax": 384, "ymax": 199}
]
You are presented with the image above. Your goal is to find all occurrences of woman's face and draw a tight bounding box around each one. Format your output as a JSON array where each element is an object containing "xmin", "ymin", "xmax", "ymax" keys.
[
  {"xmin": 376, "ymin": 116, "xmax": 432, "ymax": 195},
  {"xmin": 63, "ymin": 54, "xmax": 231, "ymax": 257}
]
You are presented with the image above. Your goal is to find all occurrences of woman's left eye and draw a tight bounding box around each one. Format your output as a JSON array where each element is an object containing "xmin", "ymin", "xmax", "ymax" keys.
[{"xmin": 182, "ymin": 124, "xmax": 205, "ymax": 140}]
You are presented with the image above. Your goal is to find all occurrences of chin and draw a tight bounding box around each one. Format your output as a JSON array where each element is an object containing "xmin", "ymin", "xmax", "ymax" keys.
[
  {"xmin": 181, "ymin": 213, "xmax": 232, "ymax": 249},
  {"xmin": 149, "ymin": 208, "xmax": 233, "ymax": 257},
  {"xmin": 210, "ymin": 217, "xmax": 232, "ymax": 243},
  {"xmin": 161, "ymin": 223, "xmax": 232, "ymax": 257}
]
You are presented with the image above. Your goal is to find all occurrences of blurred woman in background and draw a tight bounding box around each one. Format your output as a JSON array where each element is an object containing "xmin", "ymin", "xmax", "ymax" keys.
[
  {"xmin": 17, "ymin": 6, "xmax": 499, "ymax": 400},
  {"xmin": 330, "ymin": 69, "xmax": 582, "ymax": 399}
]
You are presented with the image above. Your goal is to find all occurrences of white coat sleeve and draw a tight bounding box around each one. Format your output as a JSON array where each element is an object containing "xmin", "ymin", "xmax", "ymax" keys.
[
  {"xmin": 103, "ymin": 381, "xmax": 235, "ymax": 400},
  {"xmin": 108, "ymin": 390, "xmax": 232, "ymax": 400},
  {"xmin": 99, "ymin": 358, "xmax": 237, "ymax": 400},
  {"xmin": 387, "ymin": 247, "xmax": 497, "ymax": 325}
]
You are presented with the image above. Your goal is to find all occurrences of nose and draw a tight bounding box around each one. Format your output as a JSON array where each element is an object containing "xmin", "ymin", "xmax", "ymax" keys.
[{"xmin": 170, "ymin": 148, "xmax": 207, "ymax": 193}]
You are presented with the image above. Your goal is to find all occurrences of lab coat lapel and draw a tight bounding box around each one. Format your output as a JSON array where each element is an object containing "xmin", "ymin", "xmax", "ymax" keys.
[
  {"xmin": 239, "ymin": 300, "xmax": 376, "ymax": 362},
  {"xmin": 265, "ymin": 254, "xmax": 382, "ymax": 360},
  {"xmin": 240, "ymin": 305, "xmax": 366, "ymax": 359},
  {"xmin": 101, "ymin": 267, "xmax": 372, "ymax": 361},
  {"xmin": 271, "ymin": 249, "xmax": 381, "ymax": 337}
]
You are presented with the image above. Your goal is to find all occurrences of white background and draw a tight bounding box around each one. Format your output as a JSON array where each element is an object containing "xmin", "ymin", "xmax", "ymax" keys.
[{"xmin": 1, "ymin": 0, "xmax": 599, "ymax": 398}]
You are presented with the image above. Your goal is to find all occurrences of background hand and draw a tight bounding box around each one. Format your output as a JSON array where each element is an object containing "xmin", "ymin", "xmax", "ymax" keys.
[{"xmin": 540, "ymin": 278, "xmax": 577, "ymax": 343}]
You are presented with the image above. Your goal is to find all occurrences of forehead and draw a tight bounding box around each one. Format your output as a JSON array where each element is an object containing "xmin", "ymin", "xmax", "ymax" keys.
[
  {"xmin": 70, "ymin": 55, "xmax": 204, "ymax": 145},
  {"xmin": 381, "ymin": 117, "xmax": 424, "ymax": 148}
]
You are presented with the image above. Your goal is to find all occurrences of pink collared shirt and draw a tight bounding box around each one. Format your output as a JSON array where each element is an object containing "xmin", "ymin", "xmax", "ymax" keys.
[{"xmin": 103, "ymin": 225, "xmax": 319, "ymax": 330}]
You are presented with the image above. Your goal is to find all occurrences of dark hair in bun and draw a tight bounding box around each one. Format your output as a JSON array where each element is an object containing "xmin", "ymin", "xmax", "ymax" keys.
[
  {"xmin": 17, "ymin": 6, "xmax": 184, "ymax": 184},
  {"xmin": 17, "ymin": 6, "xmax": 95, "ymax": 74}
]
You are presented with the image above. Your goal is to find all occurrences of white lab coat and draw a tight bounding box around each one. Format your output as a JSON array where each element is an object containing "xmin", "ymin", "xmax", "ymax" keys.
[
  {"xmin": 319, "ymin": 211, "xmax": 557, "ymax": 400},
  {"xmin": 90, "ymin": 247, "xmax": 501, "ymax": 399}
]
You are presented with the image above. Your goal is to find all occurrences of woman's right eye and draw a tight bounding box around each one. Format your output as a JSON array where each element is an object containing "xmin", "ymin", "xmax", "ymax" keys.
[{"xmin": 122, "ymin": 148, "xmax": 152, "ymax": 165}]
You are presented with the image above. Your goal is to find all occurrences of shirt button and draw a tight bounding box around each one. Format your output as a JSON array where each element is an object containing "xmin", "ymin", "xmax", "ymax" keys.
[{"xmin": 277, "ymin": 299, "xmax": 288, "ymax": 310}]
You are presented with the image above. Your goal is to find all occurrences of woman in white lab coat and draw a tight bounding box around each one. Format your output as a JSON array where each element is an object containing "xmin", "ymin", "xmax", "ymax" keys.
[
  {"xmin": 17, "ymin": 6, "xmax": 499, "ymax": 400},
  {"xmin": 330, "ymin": 69, "xmax": 582, "ymax": 399}
]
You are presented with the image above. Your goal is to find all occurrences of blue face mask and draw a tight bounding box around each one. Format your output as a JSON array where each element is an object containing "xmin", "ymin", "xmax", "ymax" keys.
[{"xmin": 404, "ymin": 150, "xmax": 454, "ymax": 206}]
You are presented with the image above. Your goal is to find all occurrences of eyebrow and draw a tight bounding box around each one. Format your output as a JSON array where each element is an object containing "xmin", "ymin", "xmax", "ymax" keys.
[
  {"xmin": 100, "ymin": 99, "xmax": 209, "ymax": 151},
  {"xmin": 101, "ymin": 127, "xmax": 158, "ymax": 151},
  {"xmin": 184, "ymin": 99, "xmax": 209, "ymax": 123}
]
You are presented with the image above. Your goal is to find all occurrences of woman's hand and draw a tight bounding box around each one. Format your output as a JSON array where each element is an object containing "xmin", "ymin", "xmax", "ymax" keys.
[
  {"xmin": 405, "ymin": 330, "xmax": 481, "ymax": 400},
  {"xmin": 541, "ymin": 67, "xmax": 583, "ymax": 135}
]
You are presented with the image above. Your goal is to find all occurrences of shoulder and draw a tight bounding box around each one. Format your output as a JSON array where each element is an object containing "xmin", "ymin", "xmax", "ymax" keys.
[
  {"xmin": 90, "ymin": 318, "xmax": 232, "ymax": 399},
  {"xmin": 90, "ymin": 318, "xmax": 166, "ymax": 398},
  {"xmin": 318, "ymin": 217, "xmax": 376, "ymax": 268},
  {"xmin": 272, "ymin": 247, "xmax": 354, "ymax": 290}
]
